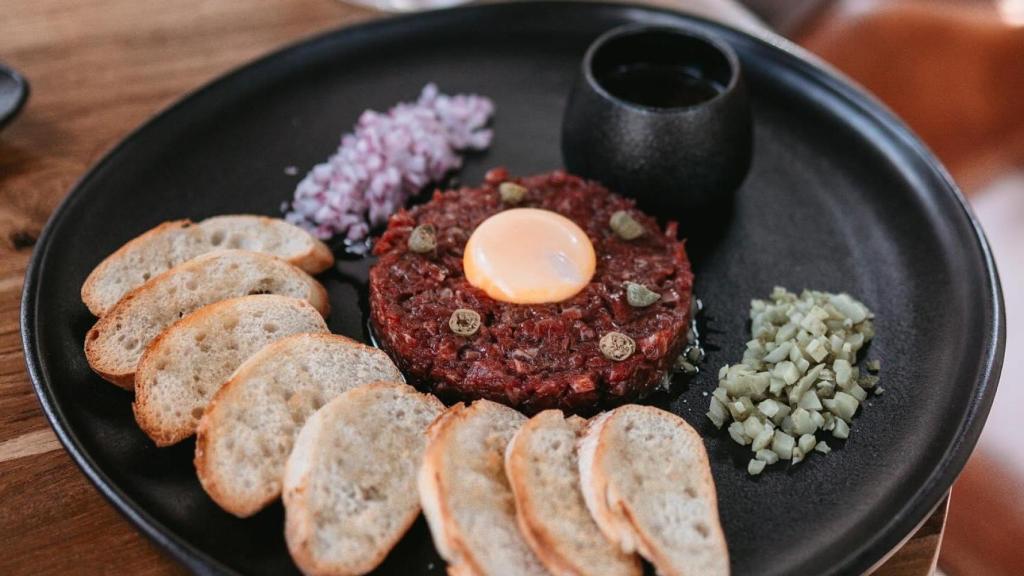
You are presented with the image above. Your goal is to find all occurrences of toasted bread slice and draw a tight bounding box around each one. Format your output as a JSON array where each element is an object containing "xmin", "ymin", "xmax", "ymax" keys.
[
  {"xmin": 132, "ymin": 295, "xmax": 328, "ymax": 446},
  {"xmin": 81, "ymin": 216, "xmax": 333, "ymax": 316},
  {"xmin": 505, "ymin": 410, "xmax": 641, "ymax": 576},
  {"xmin": 577, "ymin": 405, "xmax": 729, "ymax": 576},
  {"xmin": 418, "ymin": 400, "xmax": 548, "ymax": 576},
  {"xmin": 195, "ymin": 333, "xmax": 405, "ymax": 517},
  {"xmin": 84, "ymin": 250, "xmax": 328, "ymax": 388},
  {"xmin": 283, "ymin": 382, "xmax": 444, "ymax": 576}
]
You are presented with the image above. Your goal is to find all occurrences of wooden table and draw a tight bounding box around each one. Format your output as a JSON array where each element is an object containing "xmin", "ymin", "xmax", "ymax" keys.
[{"xmin": 0, "ymin": 0, "xmax": 946, "ymax": 574}]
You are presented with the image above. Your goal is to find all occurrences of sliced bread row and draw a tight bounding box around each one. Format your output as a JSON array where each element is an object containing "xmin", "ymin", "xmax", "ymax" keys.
[
  {"xmin": 505, "ymin": 410, "xmax": 641, "ymax": 576},
  {"xmin": 578, "ymin": 406, "xmax": 730, "ymax": 576},
  {"xmin": 121, "ymin": 294, "xmax": 429, "ymax": 575},
  {"xmin": 418, "ymin": 400, "xmax": 549, "ymax": 576},
  {"xmin": 132, "ymin": 294, "xmax": 329, "ymax": 446},
  {"xmin": 84, "ymin": 249, "xmax": 329, "ymax": 388},
  {"xmin": 420, "ymin": 401, "xmax": 729, "ymax": 576},
  {"xmin": 196, "ymin": 333, "xmax": 405, "ymax": 517},
  {"xmin": 82, "ymin": 215, "xmax": 333, "ymax": 317},
  {"xmin": 108, "ymin": 291, "xmax": 431, "ymax": 574}
]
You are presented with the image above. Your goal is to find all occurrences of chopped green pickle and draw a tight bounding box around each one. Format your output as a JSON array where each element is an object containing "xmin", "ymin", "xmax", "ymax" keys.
[{"xmin": 704, "ymin": 287, "xmax": 880, "ymax": 475}]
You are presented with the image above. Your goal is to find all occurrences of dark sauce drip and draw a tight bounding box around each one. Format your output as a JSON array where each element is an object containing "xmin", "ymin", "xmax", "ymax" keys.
[
  {"xmin": 598, "ymin": 63, "xmax": 723, "ymax": 108},
  {"xmin": 366, "ymin": 316, "xmax": 381, "ymax": 349},
  {"xmin": 634, "ymin": 297, "xmax": 706, "ymax": 400},
  {"xmin": 678, "ymin": 297, "xmax": 706, "ymax": 376}
]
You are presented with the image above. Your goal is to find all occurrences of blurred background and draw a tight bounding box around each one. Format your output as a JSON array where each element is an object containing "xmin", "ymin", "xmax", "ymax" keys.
[{"xmin": 1, "ymin": 0, "xmax": 1021, "ymax": 574}]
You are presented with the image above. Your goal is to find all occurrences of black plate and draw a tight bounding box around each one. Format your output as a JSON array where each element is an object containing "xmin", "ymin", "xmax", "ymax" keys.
[{"xmin": 21, "ymin": 3, "xmax": 1004, "ymax": 575}]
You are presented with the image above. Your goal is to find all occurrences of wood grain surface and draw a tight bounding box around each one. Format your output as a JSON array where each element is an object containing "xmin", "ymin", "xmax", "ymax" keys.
[{"xmin": 0, "ymin": 0, "xmax": 945, "ymax": 574}]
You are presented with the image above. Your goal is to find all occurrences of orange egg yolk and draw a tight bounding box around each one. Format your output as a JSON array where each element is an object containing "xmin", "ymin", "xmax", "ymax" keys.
[{"xmin": 463, "ymin": 208, "xmax": 596, "ymax": 304}]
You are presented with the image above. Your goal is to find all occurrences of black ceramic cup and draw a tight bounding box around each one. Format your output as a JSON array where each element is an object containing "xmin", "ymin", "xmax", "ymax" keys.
[{"xmin": 562, "ymin": 24, "xmax": 752, "ymax": 226}]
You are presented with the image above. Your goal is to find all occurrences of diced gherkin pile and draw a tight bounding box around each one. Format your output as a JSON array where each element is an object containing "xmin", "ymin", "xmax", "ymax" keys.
[{"xmin": 707, "ymin": 287, "xmax": 880, "ymax": 475}]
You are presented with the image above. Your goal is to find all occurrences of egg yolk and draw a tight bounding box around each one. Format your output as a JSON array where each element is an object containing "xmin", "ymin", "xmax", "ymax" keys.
[{"xmin": 463, "ymin": 208, "xmax": 596, "ymax": 304}]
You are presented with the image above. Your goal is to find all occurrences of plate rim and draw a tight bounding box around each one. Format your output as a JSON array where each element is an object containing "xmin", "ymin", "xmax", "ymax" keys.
[{"xmin": 20, "ymin": 2, "xmax": 1005, "ymax": 575}]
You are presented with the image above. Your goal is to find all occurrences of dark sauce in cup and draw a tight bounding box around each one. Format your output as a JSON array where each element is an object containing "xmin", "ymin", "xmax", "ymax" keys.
[{"xmin": 597, "ymin": 63, "xmax": 724, "ymax": 108}]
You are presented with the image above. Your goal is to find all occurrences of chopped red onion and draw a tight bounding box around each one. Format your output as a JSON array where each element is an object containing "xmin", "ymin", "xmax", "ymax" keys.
[{"xmin": 284, "ymin": 84, "xmax": 494, "ymax": 241}]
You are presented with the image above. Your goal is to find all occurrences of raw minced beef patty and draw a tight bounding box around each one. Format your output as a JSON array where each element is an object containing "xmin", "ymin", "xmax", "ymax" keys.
[{"xmin": 369, "ymin": 168, "xmax": 694, "ymax": 414}]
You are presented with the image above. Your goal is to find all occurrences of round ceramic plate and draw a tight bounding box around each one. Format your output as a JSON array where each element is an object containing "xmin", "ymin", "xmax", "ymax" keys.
[{"xmin": 22, "ymin": 3, "xmax": 1004, "ymax": 575}]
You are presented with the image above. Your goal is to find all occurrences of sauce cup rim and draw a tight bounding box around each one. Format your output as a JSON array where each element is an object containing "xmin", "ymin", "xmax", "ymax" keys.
[{"xmin": 582, "ymin": 23, "xmax": 742, "ymax": 114}]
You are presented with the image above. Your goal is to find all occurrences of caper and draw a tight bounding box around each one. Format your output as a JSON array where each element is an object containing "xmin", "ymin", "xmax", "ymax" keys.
[
  {"xmin": 625, "ymin": 282, "xmax": 660, "ymax": 307},
  {"xmin": 686, "ymin": 345, "xmax": 704, "ymax": 364},
  {"xmin": 498, "ymin": 182, "xmax": 527, "ymax": 205},
  {"xmin": 408, "ymin": 224, "xmax": 437, "ymax": 253},
  {"xmin": 610, "ymin": 210, "xmax": 645, "ymax": 240},
  {"xmin": 449, "ymin": 308, "xmax": 481, "ymax": 336},
  {"xmin": 674, "ymin": 355, "xmax": 699, "ymax": 375},
  {"xmin": 599, "ymin": 331, "xmax": 635, "ymax": 361}
]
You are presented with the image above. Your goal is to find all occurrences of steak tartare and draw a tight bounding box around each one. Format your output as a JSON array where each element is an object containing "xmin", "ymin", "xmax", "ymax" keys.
[{"xmin": 369, "ymin": 169, "xmax": 694, "ymax": 414}]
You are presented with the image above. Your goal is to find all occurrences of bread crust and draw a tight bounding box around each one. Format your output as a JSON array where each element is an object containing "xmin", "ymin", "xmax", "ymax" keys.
[
  {"xmin": 576, "ymin": 411, "xmax": 621, "ymax": 548},
  {"xmin": 418, "ymin": 400, "xmax": 544, "ymax": 576},
  {"xmin": 418, "ymin": 404, "xmax": 480, "ymax": 574},
  {"xmin": 506, "ymin": 412, "xmax": 570, "ymax": 576},
  {"xmin": 81, "ymin": 220, "xmax": 192, "ymax": 317},
  {"xmin": 505, "ymin": 410, "xmax": 641, "ymax": 576},
  {"xmin": 285, "ymin": 231, "xmax": 333, "ymax": 275}
]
